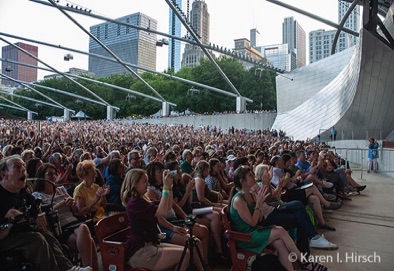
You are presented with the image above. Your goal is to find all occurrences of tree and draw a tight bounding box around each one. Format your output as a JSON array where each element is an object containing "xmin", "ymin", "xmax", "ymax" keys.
[{"xmin": 0, "ymin": 58, "xmax": 278, "ymax": 119}]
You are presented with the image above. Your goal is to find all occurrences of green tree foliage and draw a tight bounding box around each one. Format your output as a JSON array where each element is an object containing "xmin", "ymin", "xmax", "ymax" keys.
[{"xmin": 2, "ymin": 59, "xmax": 278, "ymax": 119}]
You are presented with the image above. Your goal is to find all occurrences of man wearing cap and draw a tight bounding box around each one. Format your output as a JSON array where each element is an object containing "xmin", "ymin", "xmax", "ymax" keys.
[{"xmin": 180, "ymin": 149, "xmax": 194, "ymax": 174}]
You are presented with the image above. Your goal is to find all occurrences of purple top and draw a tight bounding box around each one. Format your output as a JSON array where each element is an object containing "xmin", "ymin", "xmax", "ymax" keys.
[{"xmin": 125, "ymin": 197, "xmax": 159, "ymax": 260}]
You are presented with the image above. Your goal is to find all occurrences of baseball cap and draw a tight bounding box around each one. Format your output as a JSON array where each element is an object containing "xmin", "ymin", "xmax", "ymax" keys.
[{"xmin": 226, "ymin": 154, "xmax": 236, "ymax": 162}]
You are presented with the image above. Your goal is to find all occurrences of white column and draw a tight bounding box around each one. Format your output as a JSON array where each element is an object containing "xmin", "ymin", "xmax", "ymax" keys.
[
  {"xmin": 162, "ymin": 102, "xmax": 170, "ymax": 117},
  {"xmin": 106, "ymin": 106, "xmax": 114, "ymax": 120},
  {"xmin": 27, "ymin": 111, "xmax": 33, "ymax": 120},
  {"xmin": 64, "ymin": 109, "xmax": 71, "ymax": 121},
  {"xmin": 236, "ymin": 96, "xmax": 246, "ymax": 113}
]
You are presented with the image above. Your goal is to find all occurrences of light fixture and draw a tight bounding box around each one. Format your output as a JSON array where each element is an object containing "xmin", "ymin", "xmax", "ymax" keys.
[
  {"xmin": 64, "ymin": 53, "xmax": 73, "ymax": 61},
  {"xmin": 126, "ymin": 94, "xmax": 136, "ymax": 101},
  {"xmin": 156, "ymin": 38, "xmax": 169, "ymax": 47}
]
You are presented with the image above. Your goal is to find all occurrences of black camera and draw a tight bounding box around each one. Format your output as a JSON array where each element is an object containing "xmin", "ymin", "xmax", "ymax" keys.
[{"xmin": 184, "ymin": 214, "xmax": 196, "ymax": 227}]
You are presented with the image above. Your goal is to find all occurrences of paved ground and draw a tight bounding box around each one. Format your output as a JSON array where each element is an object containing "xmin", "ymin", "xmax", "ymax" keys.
[
  {"xmin": 306, "ymin": 170, "xmax": 394, "ymax": 271},
  {"xmin": 98, "ymin": 168, "xmax": 394, "ymax": 271}
]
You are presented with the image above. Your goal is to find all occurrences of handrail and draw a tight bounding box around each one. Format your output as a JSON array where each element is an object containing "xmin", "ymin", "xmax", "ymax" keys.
[{"xmin": 328, "ymin": 147, "xmax": 394, "ymax": 180}]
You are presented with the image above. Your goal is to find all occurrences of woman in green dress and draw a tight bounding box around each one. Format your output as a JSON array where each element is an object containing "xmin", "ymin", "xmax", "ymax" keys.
[{"xmin": 229, "ymin": 165, "xmax": 327, "ymax": 271}]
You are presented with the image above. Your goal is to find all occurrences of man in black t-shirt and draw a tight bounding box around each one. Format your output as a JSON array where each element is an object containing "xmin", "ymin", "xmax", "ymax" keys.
[{"xmin": 0, "ymin": 155, "xmax": 92, "ymax": 271}]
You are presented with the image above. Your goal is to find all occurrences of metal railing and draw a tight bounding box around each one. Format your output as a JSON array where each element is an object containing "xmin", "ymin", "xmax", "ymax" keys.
[
  {"xmin": 330, "ymin": 147, "xmax": 394, "ymax": 180},
  {"xmin": 318, "ymin": 129, "xmax": 384, "ymax": 141}
]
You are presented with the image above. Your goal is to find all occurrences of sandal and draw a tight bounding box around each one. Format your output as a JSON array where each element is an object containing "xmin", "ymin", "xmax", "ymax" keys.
[{"xmin": 301, "ymin": 262, "xmax": 328, "ymax": 271}]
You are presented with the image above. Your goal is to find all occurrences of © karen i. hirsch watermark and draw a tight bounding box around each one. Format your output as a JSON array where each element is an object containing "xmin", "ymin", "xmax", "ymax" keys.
[{"xmin": 288, "ymin": 251, "xmax": 382, "ymax": 264}]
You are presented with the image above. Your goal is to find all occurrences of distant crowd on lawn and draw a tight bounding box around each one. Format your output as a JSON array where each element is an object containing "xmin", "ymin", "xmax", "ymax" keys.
[{"xmin": 126, "ymin": 108, "xmax": 277, "ymax": 120}]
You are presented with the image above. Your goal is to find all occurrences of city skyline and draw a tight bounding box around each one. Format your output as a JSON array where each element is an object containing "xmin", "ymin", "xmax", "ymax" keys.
[{"xmin": 1, "ymin": 0, "xmax": 343, "ymax": 80}]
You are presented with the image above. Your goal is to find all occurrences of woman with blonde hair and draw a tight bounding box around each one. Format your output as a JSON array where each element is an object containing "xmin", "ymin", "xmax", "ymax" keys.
[
  {"xmin": 120, "ymin": 168, "xmax": 192, "ymax": 271},
  {"xmin": 73, "ymin": 160, "xmax": 109, "ymax": 223}
]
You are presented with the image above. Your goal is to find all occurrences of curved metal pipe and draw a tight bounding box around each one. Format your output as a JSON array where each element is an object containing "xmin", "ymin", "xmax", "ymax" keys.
[{"xmin": 331, "ymin": 0, "xmax": 360, "ymax": 55}]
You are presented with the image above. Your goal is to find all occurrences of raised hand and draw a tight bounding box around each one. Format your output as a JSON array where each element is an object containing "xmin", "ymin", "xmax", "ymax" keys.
[
  {"xmin": 162, "ymin": 170, "xmax": 173, "ymax": 190},
  {"xmin": 261, "ymin": 168, "xmax": 272, "ymax": 185},
  {"xmin": 253, "ymin": 184, "xmax": 270, "ymax": 207},
  {"xmin": 97, "ymin": 185, "xmax": 110, "ymax": 197},
  {"xmin": 185, "ymin": 179, "xmax": 195, "ymax": 194}
]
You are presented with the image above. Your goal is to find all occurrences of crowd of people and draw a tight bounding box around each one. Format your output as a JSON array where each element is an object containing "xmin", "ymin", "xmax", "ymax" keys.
[
  {"xmin": 0, "ymin": 118, "xmax": 368, "ymax": 271},
  {"xmin": 125, "ymin": 108, "xmax": 277, "ymax": 120}
]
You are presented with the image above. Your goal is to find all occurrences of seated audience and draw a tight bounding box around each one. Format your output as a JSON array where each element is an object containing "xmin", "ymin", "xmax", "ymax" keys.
[
  {"xmin": 120, "ymin": 168, "xmax": 194, "ymax": 271},
  {"xmin": 0, "ymin": 155, "xmax": 92, "ymax": 271},
  {"xmin": 270, "ymin": 155, "xmax": 340, "ymax": 231},
  {"xmin": 230, "ymin": 165, "xmax": 328, "ymax": 271},
  {"xmin": 33, "ymin": 163, "xmax": 98, "ymax": 270}
]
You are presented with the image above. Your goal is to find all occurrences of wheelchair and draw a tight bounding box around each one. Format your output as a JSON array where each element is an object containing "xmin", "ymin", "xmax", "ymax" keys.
[{"xmin": 0, "ymin": 250, "xmax": 36, "ymax": 271}]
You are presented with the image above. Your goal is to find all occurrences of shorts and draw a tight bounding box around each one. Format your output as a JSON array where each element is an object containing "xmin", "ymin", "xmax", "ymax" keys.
[
  {"xmin": 127, "ymin": 243, "xmax": 163, "ymax": 269},
  {"xmin": 59, "ymin": 221, "xmax": 83, "ymax": 244},
  {"xmin": 158, "ymin": 226, "xmax": 175, "ymax": 243}
]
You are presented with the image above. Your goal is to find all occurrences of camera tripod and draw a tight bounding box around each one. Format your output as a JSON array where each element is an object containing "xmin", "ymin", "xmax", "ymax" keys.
[{"xmin": 177, "ymin": 216, "xmax": 207, "ymax": 271}]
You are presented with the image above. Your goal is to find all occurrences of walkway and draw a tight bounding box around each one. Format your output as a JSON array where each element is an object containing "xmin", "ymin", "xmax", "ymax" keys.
[{"xmin": 308, "ymin": 170, "xmax": 394, "ymax": 271}]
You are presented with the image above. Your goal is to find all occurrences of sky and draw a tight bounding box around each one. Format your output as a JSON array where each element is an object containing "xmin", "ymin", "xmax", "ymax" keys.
[{"xmin": 0, "ymin": 0, "xmax": 342, "ymax": 80}]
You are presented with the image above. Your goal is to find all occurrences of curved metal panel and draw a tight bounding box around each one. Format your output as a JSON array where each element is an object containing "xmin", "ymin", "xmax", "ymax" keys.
[{"xmin": 272, "ymin": 3, "xmax": 394, "ymax": 140}]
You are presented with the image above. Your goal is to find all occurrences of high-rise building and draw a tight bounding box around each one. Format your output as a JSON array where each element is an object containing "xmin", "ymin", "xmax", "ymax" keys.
[
  {"xmin": 181, "ymin": 0, "xmax": 210, "ymax": 68},
  {"xmin": 338, "ymin": 1, "xmax": 360, "ymax": 49},
  {"xmin": 233, "ymin": 38, "xmax": 265, "ymax": 70},
  {"xmin": 282, "ymin": 16, "xmax": 306, "ymax": 69},
  {"xmin": 309, "ymin": 29, "xmax": 337, "ymax": 64},
  {"xmin": 250, "ymin": 28, "xmax": 260, "ymax": 48},
  {"xmin": 1, "ymin": 42, "xmax": 38, "ymax": 87},
  {"xmin": 88, "ymin": 12, "xmax": 157, "ymax": 77},
  {"xmin": 168, "ymin": 0, "xmax": 183, "ymax": 72},
  {"xmin": 309, "ymin": 1, "xmax": 360, "ymax": 64},
  {"xmin": 257, "ymin": 43, "xmax": 294, "ymax": 72}
]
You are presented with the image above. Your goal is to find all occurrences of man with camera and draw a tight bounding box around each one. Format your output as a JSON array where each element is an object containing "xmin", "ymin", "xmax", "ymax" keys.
[{"xmin": 0, "ymin": 155, "xmax": 92, "ymax": 271}]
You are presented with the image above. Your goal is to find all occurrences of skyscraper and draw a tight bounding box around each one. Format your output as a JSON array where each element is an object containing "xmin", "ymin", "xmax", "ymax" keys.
[
  {"xmin": 309, "ymin": 29, "xmax": 337, "ymax": 64},
  {"xmin": 181, "ymin": 0, "xmax": 210, "ymax": 68},
  {"xmin": 89, "ymin": 12, "xmax": 157, "ymax": 77},
  {"xmin": 258, "ymin": 43, "xmax": 294, "ymax": 72},
  {"xmin": 309, "ymin": 1, "xmax": 360, "ymax": 64},
  {"xmin": 168, "ymin": 0, "xmax": 182, "ymax": 72},
  {"xmin": 250, "ymin": 28, "xmax": 260, "ymax": 48},
  {"xmin": 1, "ymin": 42, "xmax": 38, "ymax": 87},
  {"xmin": 338, "ymin": 1, "xmax": 360, "ymax": 50},
  {"xmin": 282, "ymin": 16, "xmax": 306, "ymax": 69}
]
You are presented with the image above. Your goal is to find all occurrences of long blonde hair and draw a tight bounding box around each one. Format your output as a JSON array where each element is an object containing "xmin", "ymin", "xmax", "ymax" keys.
[{"xmin": 120, "ymin": 168, "xmax": 146, "ymax": 206}]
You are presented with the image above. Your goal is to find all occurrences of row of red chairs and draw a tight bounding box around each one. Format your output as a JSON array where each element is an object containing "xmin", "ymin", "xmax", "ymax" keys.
[{"xmin": 94, "ymin": 207, "xmax": 258, "ymax": 271}]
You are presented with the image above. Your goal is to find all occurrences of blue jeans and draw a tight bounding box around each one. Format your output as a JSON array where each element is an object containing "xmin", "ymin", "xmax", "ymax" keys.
[{"xmin": 264, "ymin": 200, "xmax": 317, "ymax": 254}]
